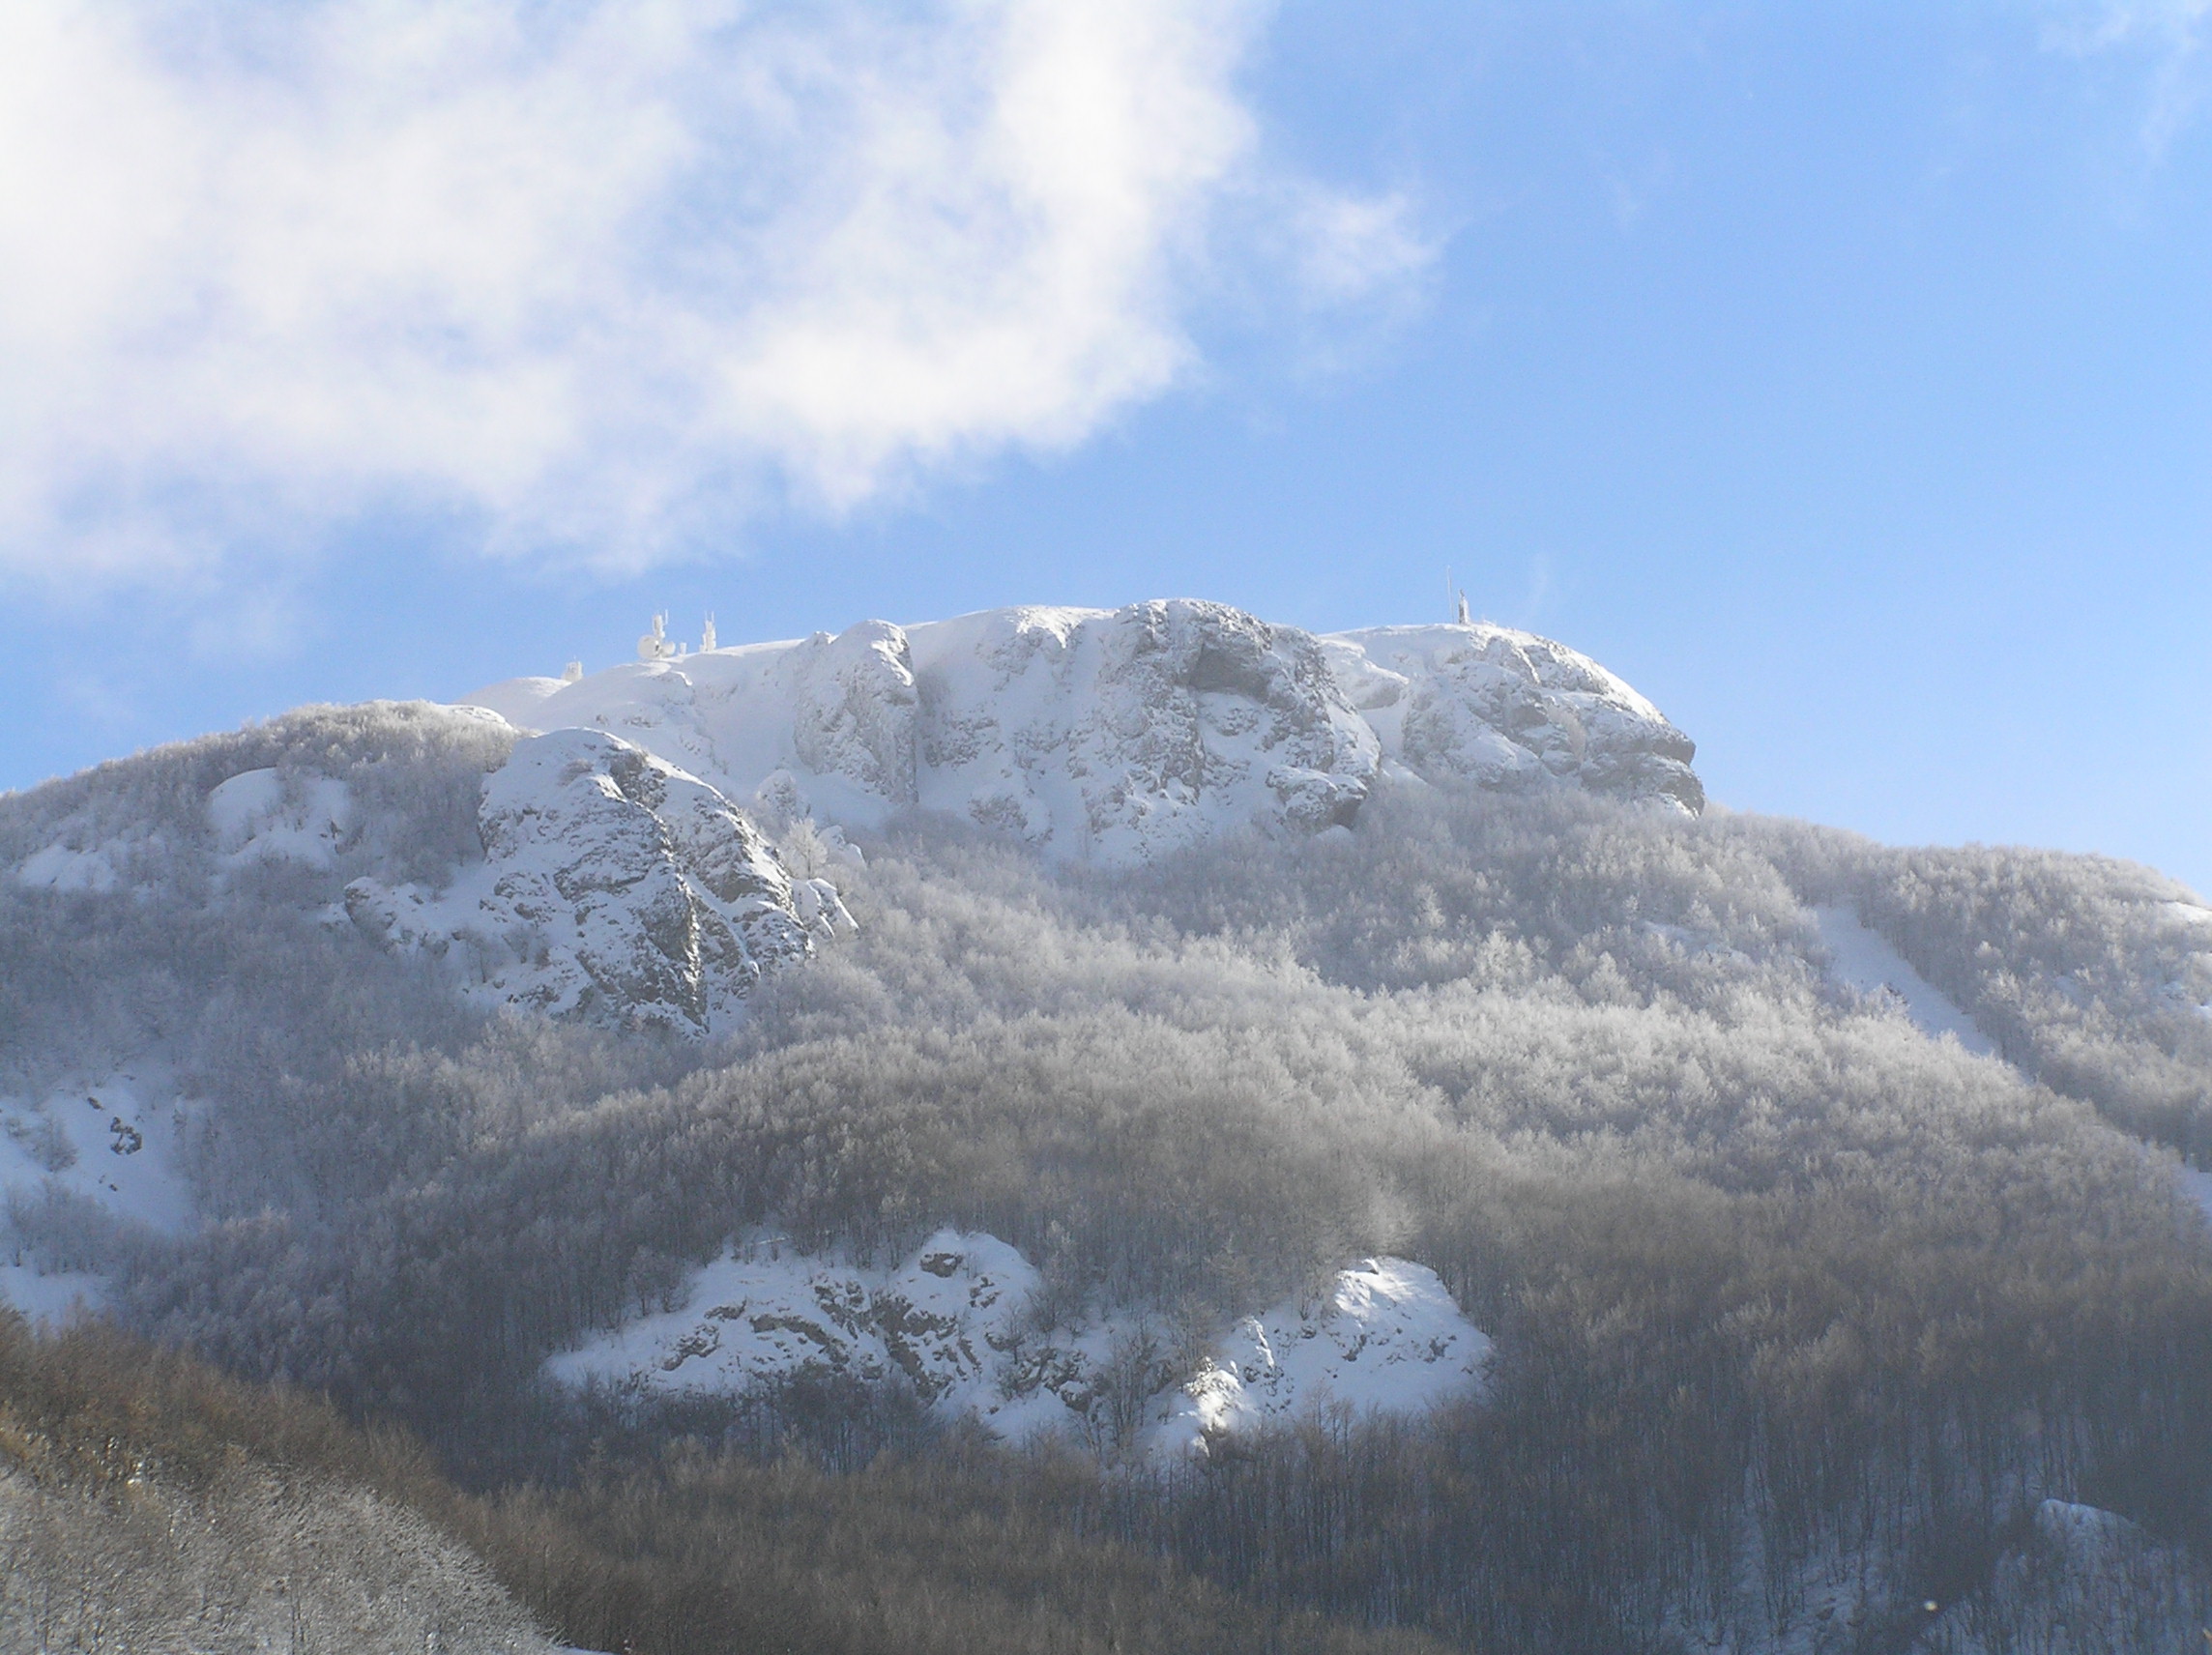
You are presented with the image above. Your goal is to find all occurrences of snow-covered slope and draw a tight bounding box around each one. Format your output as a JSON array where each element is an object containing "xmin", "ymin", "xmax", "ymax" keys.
[
  {"xmin": 3, "ymin": 714, "xmax": 844, "ymax": 1041},
  {"xmin": 547, "ymin": 1229, "xmax": 1491, "ymax": 1458},
  {"xmin": 1809, "ymin": 904, "xmax": 2212, "ymax": 1237},
  {"xmin": 1812, "ymin": 906, "xmax": 1997, "ymax": 1057},
  {"xmin": 0, "ymin": 1063, "xmax": 200, "ymax": 1322},
  {"xmin": 464, "ymin": 601, "xmax": 1700, "ymax": 865},
  {"xmin": 0, "ymin": 711, "xmax": 852, "ymax": 1317}
]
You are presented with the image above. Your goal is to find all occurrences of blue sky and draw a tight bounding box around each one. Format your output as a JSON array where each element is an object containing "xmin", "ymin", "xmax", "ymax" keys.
[{"xmin": 1, "ymin": 1, "xmax": 2206, "ymax": 892}]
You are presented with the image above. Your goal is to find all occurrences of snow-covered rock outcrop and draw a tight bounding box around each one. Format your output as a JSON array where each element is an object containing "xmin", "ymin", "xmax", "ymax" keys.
[
  {"xmin": 345, "ymin": 728, "xmax": 838, "ymax": 1035},
  {"xmin": 464, "ymin": 600, "xmax": 1700, "ymax": 865},
  {"xmin": 1154, "ymin": 1258, "xmax": 1493, "ymax": 1453},
  {"xmin": 547, "ymin": 1230, "xmax": 1492, "ymax": 1458},
  {"xmin": 1325, "ymin": 623, "xmax": 1703, "ymax": 812},
  {"xmin": 548, "ymin": 1230, "xmax": 1039, "ymax": 1421}
]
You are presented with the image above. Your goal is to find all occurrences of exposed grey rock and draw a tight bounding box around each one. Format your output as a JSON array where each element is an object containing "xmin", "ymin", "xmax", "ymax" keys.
[{"xmin": 347, "ymin": 728, "xmax": 823, "ymax": 1035}]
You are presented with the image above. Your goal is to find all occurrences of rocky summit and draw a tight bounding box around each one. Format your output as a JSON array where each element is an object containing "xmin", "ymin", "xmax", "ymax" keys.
[{"xmin": 464, "ymin": 599, "xmax": 1701, "ymax": 866}]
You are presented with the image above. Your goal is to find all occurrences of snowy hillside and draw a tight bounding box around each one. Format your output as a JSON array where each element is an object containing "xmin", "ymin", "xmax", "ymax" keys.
[
  {"xmin": 463, "ymin": 600, "xmax": 1701, "ymax": 865},
  {"xmin": 5, "ymin": 602, "xmax": 2211, "ymax": 1654},
  {"xmin": 4, "ymin": 708, "xmax": 845, "ymax": 1043},
  {"xmin": 1812, "ymin": 905, "xmax": 1998, "ymax": 1057}
]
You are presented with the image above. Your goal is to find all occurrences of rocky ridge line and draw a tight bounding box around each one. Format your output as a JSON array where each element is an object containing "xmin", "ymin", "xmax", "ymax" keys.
[{"xmin": 464, "ymin": 598, "xmax": 1702, "ymax": 867}]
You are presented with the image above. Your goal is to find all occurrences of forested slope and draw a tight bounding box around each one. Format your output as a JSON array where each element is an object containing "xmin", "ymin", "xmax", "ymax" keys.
[
  {"xmin": 2, "ymin": 680, "xmax": 2210, "ymax": 1650},
  {"xmin": 1730, "ymin": 817, "xmax": 2212, "ymax": 1156},
  {"xmin": 3, "ymin": 1313, "xmax": 1441, "ymax": 1655}
]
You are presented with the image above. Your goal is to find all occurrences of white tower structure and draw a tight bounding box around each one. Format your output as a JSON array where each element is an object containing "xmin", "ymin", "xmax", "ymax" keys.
[
  {"xmin": 701, "ymin": 612, "xmax": 717, "ymax": 653},
  {"xmin": 638, "ymin": 613, "xmax": 677, "ymax": 662},
  {"xmin": 562, "ymin": 660, "xmax": 584, "ymax": 683},
  {"xmin": 1456, "ymin": 589, "xmax": 1471, "ymax": 626}
]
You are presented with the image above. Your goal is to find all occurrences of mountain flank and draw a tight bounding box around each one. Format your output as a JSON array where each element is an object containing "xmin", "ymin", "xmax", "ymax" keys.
[{"xmin": 3, "ymin": 597, "xmax": 2210, "ymax": 1651}]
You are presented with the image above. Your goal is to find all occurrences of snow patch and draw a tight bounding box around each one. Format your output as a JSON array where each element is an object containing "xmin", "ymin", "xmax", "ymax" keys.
[
  {"xmin": 547, "ymin": 1233, "xmax": 1491, "ymax": 1457},
  {"xmin": 0, "ymin": 1262, "xmax": 104, "ymax": 1328},
  {"xmin": 14, "ymin": 841, "xmax": 124, "ymax": 894},
  {"xmin": 0, "ymin": 1066, "xmax": 200, "ymax": 1237},
  {"xmin": 2176, "ymin": 1166, "xmax": 2212, "ymax": 1228},
  {"xmin": 1155, "ymin": 1258, "xmax": 1493, "ymax": 1455},
  {"xmin": 0, "ymin": 1065, "xmax": 202, "ymax": 1322},
  {"xmin": 206, "ymin": 769, "xmax": 353, "ymax": 867},
  {"xmin": 1812, "ymin": 906, "xmax": 1997, "ymax": 1057}
]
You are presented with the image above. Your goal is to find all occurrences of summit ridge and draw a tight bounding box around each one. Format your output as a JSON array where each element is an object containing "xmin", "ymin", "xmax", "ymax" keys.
[{"xmin": 463, "ymin": 598, "xmax": 1701, "ymax": 866}]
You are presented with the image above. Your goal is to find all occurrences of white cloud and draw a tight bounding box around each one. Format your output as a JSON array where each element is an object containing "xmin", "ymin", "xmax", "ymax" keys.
[{"xmin": 0, "ymin": 0, "xmax": 1424, "ymax": 585}]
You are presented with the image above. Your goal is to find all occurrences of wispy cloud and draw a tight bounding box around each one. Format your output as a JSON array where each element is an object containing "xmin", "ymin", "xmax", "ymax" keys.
[
  {"xmin": 1285, "ymin": 188, "xmax": 1436, "ymax": 306},
  {"xmin": 2043, "ymin": 0, "xmax": 2212, "ymax": 150},
  {"xmin": 2061, "ymin": 0, "xmax": 2212, "ymax": 42},
  {"xmin": 0, "ymin": 0, "xmax": 1428, "ymax": 588}
]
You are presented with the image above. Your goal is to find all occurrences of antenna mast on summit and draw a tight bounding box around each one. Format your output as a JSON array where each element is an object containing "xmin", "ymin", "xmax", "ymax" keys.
[{"xmin": 638, "ymin": 612, "xmax": 678, "ymax": 662}]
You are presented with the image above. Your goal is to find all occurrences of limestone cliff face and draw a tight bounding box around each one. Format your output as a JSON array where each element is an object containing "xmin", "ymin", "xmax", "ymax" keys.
[
  {"xmin": 903, "ymin": 600, "xmax": 1380, "ymax": 861},
  {"xmin": 346, "ymin": 728, "xmax": 841, "ymax": 1035},
  {"xmin": 790, "ymin": 621, "xmax": 919, "ymax": 808},
  {"xmin": 1325, "ymin": 623, "xmax": 1703, "ymax": 813}
]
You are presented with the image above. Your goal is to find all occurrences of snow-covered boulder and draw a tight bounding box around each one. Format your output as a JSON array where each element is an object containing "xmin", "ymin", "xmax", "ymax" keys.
[{"xmin": 345, "ymin": 728, "xmax": 830, "ymax": 1035}]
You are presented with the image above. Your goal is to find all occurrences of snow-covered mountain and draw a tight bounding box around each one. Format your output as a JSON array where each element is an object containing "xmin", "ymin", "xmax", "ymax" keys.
[
  {"xmin": 6, "ymin": 596, "xmax": 2211, "ymax": 1653},
  {"xmin": 463, "ymin": 600, "xmax": 1701, "ymax": 865},
  {"xmin": 0, "ymin": 596, "xmax": 1700, "ymax": 1321}
]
